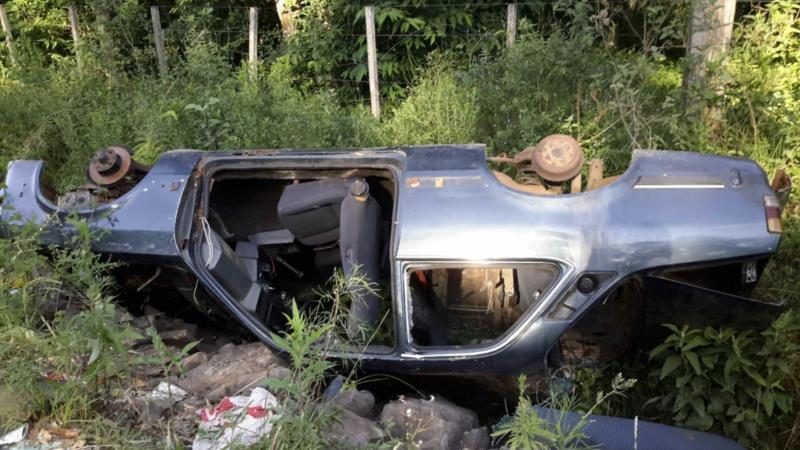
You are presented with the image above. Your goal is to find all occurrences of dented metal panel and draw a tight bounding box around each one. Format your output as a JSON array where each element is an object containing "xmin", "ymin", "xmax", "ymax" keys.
[{"xmin": 0, "ymin": 144, "xmax": 786, "ymax": 378}]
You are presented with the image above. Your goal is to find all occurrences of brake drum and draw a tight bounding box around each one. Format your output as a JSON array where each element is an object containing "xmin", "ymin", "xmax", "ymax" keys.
[{"xmin": 529, "ymin": 134, "xmax": 584, "ymax": 183}]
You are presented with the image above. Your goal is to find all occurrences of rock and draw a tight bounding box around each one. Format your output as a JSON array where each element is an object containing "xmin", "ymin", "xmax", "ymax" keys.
[
  {"xmin": 461, "ymin": 426, "xmax": 490, "ymax": 450},
  {"xmin": 176, "ymin": 342, "xmax": 280, "ymax": 399},
  {"xmin": 159, "ymin": 326, "xmax": 197, "ymax": 346},
  {"xmin": 137, "ymin": 397, "xmax": 175, "ymax": 427},
  {"xmin": 205, "ymin": 369, "xmax": 271, "ymax": 403},
  {"xmin": 267, "ymin": 365, "xmax": 292, "ymax": 380},
  {"xmin": 132, "ymin": 315, "xmax": 151, "ymax": 330},
  {"xmin": 137, "ymin": 382, "xmax": 187, "ymax": 427},
  {"xmin": 324, "ymin": 375, "xmax": 346, "ymax": 400},
  {"xmin": 217, "ymin": 342, "xmax": 238, "ymax": 354},
  {"xmin": 380, "ymin": 396, "xmax": 479, "ymax": 450},
  {"xmin": 181, "ymin": 351, "xmax": 208, "ymax": 371},
  {"xmin": 333, "ymin": 388, "xmax": 375, "ymax": 418},
  {"xmin": 324, "ymin": 407, "xmax": 382, "ymax": 446}
]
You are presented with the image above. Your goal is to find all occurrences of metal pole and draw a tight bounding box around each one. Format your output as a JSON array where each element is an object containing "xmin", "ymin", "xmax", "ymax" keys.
[
  {"xmin": 150, "ymin": 6, "xmax": 168, "ymax": 77},
  {"xmin": 68, "ymin": 5, "xmax": 81, "ymax": 69},
  {"xmin": 506, "ymin": 3, "xmax": 517, "ymax": 48},
  {"xmin": 249, "ymin": 7, "xmax": 258, "ymax": 80},
  {"xmin": 365, "ymin": 6, "xmax": 380, "ymax": 119},
  {"xmin": 0, "ymin": 4, "xmax": 16, "ymax": 66}
]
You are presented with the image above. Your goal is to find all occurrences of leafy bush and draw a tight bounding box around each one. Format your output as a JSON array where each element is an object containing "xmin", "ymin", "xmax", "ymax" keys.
[
  {"xmin": 264, "ymin": 267, "xmax": 388, "ymax": 449},
  {"xmin": 0, "ymin": 36, "xmax": 381, "ymax": 190},
  {"xmin": 649, "ymin": 317, "xmax": 799, "ymax": 445},
  {"xmin": 493, "ymin": 373, "xmax": 635, "ymax": 450},
  {"xmin": 466, "ymin": 27, "xmax": 694, "ymax": 173},
  {"xmin": 282, "ymin": 0, "xmax": 506, "ymax": 99},
  {"xmin": 719, "ymin": 0, "xmax": 800, "ymax": 183},
  {"xmin": 381, "ymin": 63, "xmax": 478, "ymax": 145},
  {"xmin": 0, "ymin": 218, "xmax": 141, "ymax": 440}
]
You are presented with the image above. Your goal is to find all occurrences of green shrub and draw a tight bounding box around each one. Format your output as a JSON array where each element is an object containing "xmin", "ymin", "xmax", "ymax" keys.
[
  {"xmin": 381, "ymin": 63, "xmax": 478, "ymax": 146},
  {"xmin": 493, "ymin": 373, "xmax": 635, "ymax": 450},
  {"xmin": 649, "ymin": 317, "xmax": 799, "ymax": 445},
  {"xmin": 719, "ymin": 0, "xmax": 800, "ymax": 186},
  {"xmin": 0, "ymin": 218, "xmax": 141, "ymax": 437}
]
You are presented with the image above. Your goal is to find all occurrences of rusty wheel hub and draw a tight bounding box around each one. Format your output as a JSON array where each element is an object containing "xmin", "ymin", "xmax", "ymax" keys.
[
  {"xmin": 87, "ymin": 146, "xmax": 134, "ymax": 186},
  {"xmin": 530, "ymin": 134, "xmax": 584, "ymax": 183}
]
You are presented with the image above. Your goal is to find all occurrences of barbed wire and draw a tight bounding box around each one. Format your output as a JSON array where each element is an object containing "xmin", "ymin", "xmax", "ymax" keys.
[{"xmin": 1, "ymin": 0, "xmax": 741, "ymax": 100}]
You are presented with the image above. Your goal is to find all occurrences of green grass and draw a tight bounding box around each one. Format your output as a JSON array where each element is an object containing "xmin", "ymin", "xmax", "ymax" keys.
[{"xmin": 0, "ymin": 1, "xmax": 799, "ymax": 447}]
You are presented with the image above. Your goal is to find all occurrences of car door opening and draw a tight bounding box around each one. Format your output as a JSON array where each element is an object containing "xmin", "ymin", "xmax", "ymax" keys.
[{"xmin": 200, "ymin": 168, "xmax": 396, "ymax": 349}]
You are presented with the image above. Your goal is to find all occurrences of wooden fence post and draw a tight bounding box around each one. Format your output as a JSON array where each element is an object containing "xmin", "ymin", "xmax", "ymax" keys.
[
  {"xmin": 68, "ymin": 4, "xmax": 81, "ymax": 69},
  {"xmin": 506, "ymin": 3, "xmax": 518, "ymax": 47},
  {"xmin": 150, "ymin": 6, "xmax": 168, "ymax": 77},
  {"xmin": 249, "ymin": 7, "xmax": 258, "ymax": 80},
  {"xmin": 365, "ymin": 6, "xmax": 380, "ymax": 119},
  {"xmin": 0, "ymin": 3, "xmax": 16, "ymax": 66},
  {"xmin": 684, "ymin": 0, "xmax": 735, "ymax": 96}
]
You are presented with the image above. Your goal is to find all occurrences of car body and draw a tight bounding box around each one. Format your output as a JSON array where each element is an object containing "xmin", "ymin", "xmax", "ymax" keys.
[{"xmin": 0, "ymin": 145, "xmax": 787, "ymax": 381}]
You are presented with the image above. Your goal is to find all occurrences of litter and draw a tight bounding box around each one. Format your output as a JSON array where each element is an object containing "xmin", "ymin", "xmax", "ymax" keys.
[
  {"xmin": 0, "ymin": 425, "xmax": 27, "ymax": 445},
  {"xmin": 192, "ymin": 387, "xmax": 280, "ymax": 450},
  {"xmin": 147, "ymin": 382, "xmax": 188, "ymax": 403}
]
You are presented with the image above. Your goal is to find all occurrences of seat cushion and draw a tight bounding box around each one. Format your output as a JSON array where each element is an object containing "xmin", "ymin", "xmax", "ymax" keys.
[{"xmin": 277, "ymin": 179, "xmax": 348, "ymax": 246}]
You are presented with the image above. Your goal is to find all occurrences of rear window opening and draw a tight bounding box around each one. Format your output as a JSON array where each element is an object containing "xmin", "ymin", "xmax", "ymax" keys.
[
  {"xmin": 200, "ymin": 168, "xmax": 396, "ymax": 350},
  {"xmin": 407, "ymin": 264, "xmax": 558, "ymax": 347}
]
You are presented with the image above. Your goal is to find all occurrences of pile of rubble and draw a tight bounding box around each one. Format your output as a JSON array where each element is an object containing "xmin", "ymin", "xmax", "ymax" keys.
[
  {"xmin": 121, "ymin": 308, "xmax": 494, "ymax": 449},
  {"xmin": 1, "ymin": 305, "xmax": 495, "ymax": 449},
  {"xmin": 325, "ymin": 385, "xmax": 491, "ymax": 449},
  {"xmin": 134, "ymin": 339, "xmax": 492, "ymax": 449}
]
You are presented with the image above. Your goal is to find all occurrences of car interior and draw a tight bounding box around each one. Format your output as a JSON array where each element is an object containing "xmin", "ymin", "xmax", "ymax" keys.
[
  {"xmin": 200, "ymin": 168, "xmax": 396, "ymax": 346},
  {"xmin": 407, "ymin": 264, "xmax": 559, "ymax": 347}
]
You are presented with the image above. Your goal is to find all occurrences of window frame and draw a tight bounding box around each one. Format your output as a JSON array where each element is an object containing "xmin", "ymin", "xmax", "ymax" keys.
[{"xmin": 399, "ymin": 259, "xmax": 572, "ymax": 359}]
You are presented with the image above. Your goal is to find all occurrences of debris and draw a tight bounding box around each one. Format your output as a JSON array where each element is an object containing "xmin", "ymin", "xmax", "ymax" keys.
[
  {"xmin": 323, "ymin": 375, "xmax": 345, "ymax": 401},
  {"xmin": 177, "ymin": 342, "xmax": 279, "ymax": 400},
  {"xmin": 192, "ymin": 387, "xmax": 280, "ymax": 450},
  {"xmin": 531, "ymin": 406, "xmax": 745, "ymax": 450},
  {"xmin": 380, "ymin": 396, "xmax": 479, "ymax": 450},
  {"xmin": 182, "ymin": 351, "xmax": 209, "ymax": 371},
  {"xmin": 0, "ymin": 425, "xmax": 27, "ymax": 445},
  {"xmin": 266, "ymin": 365, "xmax": 291, "ymax": 381},
  {"xmin": 147, "ymin": 382, "xmax": 188, "ymax": 402},
  {"xmin": 322, "ymin": 407, "xmax": 382, "ymax": 446},
  {"xmin": 460, "ymin": 426, "xmax": 490, "ymax": 450},
  {"xmin": 159, "ymin": 327, "xmax": 197, "ymax": 346},
  {"xmin": 5, "ymin": 422, "xmax": 84, "ymax": 449},
  {"xmin": 136, "ymin": 382, "xmax": 188, "ymax": 427},
  {"xmin": 332, "ymin": 388, "xmax": 375, "ymax": 418}
]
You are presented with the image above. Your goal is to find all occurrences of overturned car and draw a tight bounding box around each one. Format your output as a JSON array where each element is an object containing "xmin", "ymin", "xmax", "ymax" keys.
[{"xmin": 0, "ymin": 137, "xmax": 790, "ymax": 381}]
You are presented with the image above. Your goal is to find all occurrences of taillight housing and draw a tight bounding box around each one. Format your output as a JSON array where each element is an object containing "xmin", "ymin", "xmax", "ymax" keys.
[{"xmin": 764, "ymin": 195, "xmax": 783, "ymax": 234}]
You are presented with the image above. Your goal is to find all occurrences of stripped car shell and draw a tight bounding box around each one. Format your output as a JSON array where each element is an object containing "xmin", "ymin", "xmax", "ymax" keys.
[{"xmin": 0, "ymin": 144, "xmax": 788, "ymax": 381}]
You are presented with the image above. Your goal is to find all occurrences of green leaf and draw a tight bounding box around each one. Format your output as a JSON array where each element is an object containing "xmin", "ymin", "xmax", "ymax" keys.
[
  {"xmin": 690, "ymin": 396, "xmax": 706, "ymax": 419},
  {"xmin": 683, "ymin": 335, "xmax": 709, "ymax": 352},
  {"xmin": 723, "ymin": 356, "xmax": 737, "ymax": 385},
  {"xmin": 690, "ymin": 376, "xmax": 707, "ymax": 393},
  {"xmin": 684, "ymin": 351, "xmax": 703, "ymax": 375},
  {"xmin": 676, "ymin": 372, "xmax": 692, "ymax": 388},
  {"xmin": 743, "ymin": 366, "xmax": 768, "ymax": 387},
  {"xmin": 700, "ymin": 353, "xmax": 719, "ymax": 368},
  {"xmin": 775, "ymin": 392, "xmax": 791, "ymax": 414},
  {"xmin": 762, "ymin": 390, "xmax": 775, "ymax": 416},
  {"xmin": 660, "ymin": 355, "xmax": 682, "ymax": 380},
  {"xmin": 707, "ymin": 398, "xmax": 724, "ymax": 415},
  {"xmin": 649, "ymin": 342, "xmax": 671, "ymax": 360}
]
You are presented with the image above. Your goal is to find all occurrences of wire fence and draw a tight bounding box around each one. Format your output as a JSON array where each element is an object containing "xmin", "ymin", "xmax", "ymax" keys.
[{"xmin": 0, "ymin": 1, "xmax": 745, "ymax": 113}]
